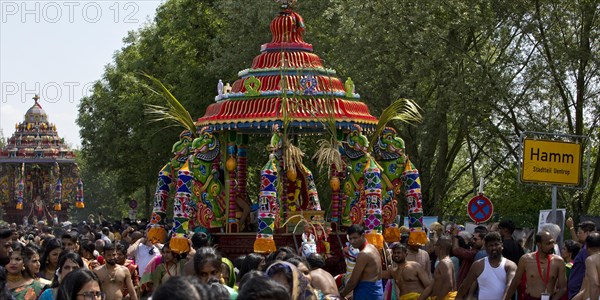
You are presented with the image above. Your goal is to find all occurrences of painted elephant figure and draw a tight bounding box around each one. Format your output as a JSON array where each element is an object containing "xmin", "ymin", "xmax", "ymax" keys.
[
  {"xmin": 374, "ymin": 126, "xmax": 426, "ymax": 245},
  {"xmin": 373, "ymin": 127, "xmax": 404, "ymax": 241},
  {"xmin": 147, "ymin": 130, "xmax": 192, "ymax": 243},
  {"xmin": 189, "ymin": 127, "xmax": 225, "ymax": 229},
  {"xmin": 341, "ymin": 125, "xmax": 369, "ymax": 227},
  {"xmin": 340, "ymin": 125, "xmax": 384, "ymax": 248}
]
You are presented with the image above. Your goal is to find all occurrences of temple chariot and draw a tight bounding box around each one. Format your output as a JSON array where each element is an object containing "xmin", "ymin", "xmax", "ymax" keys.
[
  {"xmin": 145, "ymin": 0, "xmax": 426, "ymax": 266},
  {"xmin": 0, "ymin": 95, "xmax": 84, "ymax": 225}
]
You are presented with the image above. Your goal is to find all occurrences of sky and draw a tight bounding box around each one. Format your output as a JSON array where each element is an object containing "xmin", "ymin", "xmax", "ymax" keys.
[{"xmin": 1, "ymin": 0, "xmax": 164, "ymax": 149}]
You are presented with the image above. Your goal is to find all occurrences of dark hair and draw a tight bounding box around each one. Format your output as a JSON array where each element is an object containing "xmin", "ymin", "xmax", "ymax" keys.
[
  {"xmin": 42, "ymin": 226, "xmax": 53, "ymax": 234},
  {"xmin": 61, "ymin": 232, "xmax": 78, "ymax": 243},
  {"xmin": 586, "ymin": 232, "xmax": 600, "ymax": 249},
  {"xmin": 162, "ymin": 240, "xmax": 185, "ymax": 261},
  {"xmin": 474, "ymin": 225, "xmax": 489, "ymax": 236},
  {"xmin": 191, "ymin": 232, "xmax": 211, "ymax": 250},
  {"xmin": 0, "ymin": 229, "xmax": 14, "ymax": 239},
  {"xmin": 9, "ymin": 243, "xmax": 28, "ymax": 277},
  {"xmin": 306, "ymin": 253, "xmax": 325, "ymax": 269},
  {"xmin": 484, "ymin": 231, "xmax": 502, "ymax": 244},
  {"xmin": 193, "ymin": 247, "xmax": 222, "ymax": 276},
  {"xmin": 238, "ymin": 252, "xmax": 264, "ymax": 280},
  {"xmin": 80, "ymin": 239, "xmax": 95, "ymax": 255},
  {"xmin": 238, "ymin": 275, "xmax": 290, "ymax": 300},
  {"xmin": 22, "ymin": 244, "xmax": 40, "ymax": 279},
  {"xmin": 578, "ymin": 221, "xmax": 597, "ymax": 233},
  {"xmin": 152, "ymin": 276, "xmax": 204, "ymax": 300},
  {"xmin": 50, "ymin": 251, "xmax": 85, "ymax": 288},
  {"xmin": 206, "ymin": 278, "xmax": 230, "ymax": 300},
  {"xmin": 114, "ymin": 241, "xmax": 128, "ymax": 256},
  {"xmin": 104, "ymin": 243, "xmax": 116, "ymax": 253},
  {"xmin": 233, "ymin": 254, "xmax": 246, "ymax": 274},
  {"xmin": 56, "ymin": 269, "xmax": 100, "ymax": 300},
  {"xmin": 285, "ymin": 255, "xmax": 308, "ymax": 269},
  {"xmin": 238, "ymin": 270, "xmax": 264, "ymax": 290},
  {"xmin": 0, "ymin": 267, "xmax": 12, "ymax": 299},
  {"xmin": 347, "ymin": 224, "xmax": 365, "ymax": 236},
  {"xmin": 390, "ymin": 243, "xmax": 408, "ymax": 252},
  {"xmin": 40, "ymin": 238, "xmax": 62, "ymax": 273},
  {"xmin": 499, "ymin": 220, "xmax": 516, "ymax": 234},
  {"xmin": 564, "ymin": 240, "xmax": 581, "ymax": 258}
]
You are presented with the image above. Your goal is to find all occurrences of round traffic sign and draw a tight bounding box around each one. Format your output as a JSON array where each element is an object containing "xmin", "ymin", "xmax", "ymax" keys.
[{"xmin": 467, "ymin": 194, "xmax": 493, "ymax": 223}]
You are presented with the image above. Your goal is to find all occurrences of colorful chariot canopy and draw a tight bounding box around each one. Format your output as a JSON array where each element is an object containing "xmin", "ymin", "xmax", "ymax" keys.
[
  {"xmin": 196, "ymin": 2, "xmax": 378, "ymax": 133},
  {"xmin": 0, "ymin": 95, "xmax": 76, "ymax": 163}
]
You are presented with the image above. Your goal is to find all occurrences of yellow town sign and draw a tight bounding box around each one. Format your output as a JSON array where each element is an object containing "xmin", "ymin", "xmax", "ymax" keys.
[{"xmin": 521, "ymin": 139, "xmax": 582, "ymax": 185}]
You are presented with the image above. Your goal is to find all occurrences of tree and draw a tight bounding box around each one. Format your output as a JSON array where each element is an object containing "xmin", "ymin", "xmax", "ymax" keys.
[{"xmin": 76, "ymin": 0, "xmax": 599, "ymax": 226}]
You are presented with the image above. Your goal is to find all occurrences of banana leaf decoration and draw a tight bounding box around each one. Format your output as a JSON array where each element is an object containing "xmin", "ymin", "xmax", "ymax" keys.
[
  {"xmin": 368, "ymin": 98, "xmax": 422, "ymax": 153},
  {"xmin": 140, "ymin": 72, "xmax": 197, "ymax": 138}
]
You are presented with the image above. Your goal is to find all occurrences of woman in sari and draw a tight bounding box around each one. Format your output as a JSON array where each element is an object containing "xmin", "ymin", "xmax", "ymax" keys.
[
  {"xmin": 23, "ymin": 244, "xmax": 52, "ymax": 287},
  {"xmin": 39, "ymin": 238, "xmax": 62, "ymax": 281},
  {"xmin": 141, "ymin": 241, "xmax": 187, "ymax": 293},
  {"xmin": 221, "ymin": 257, "xmax": 237, "ymax": 290},
  {"xmin": 38, "ymin": 252, "xmax": 85, "ymax": 300},
  {"xmin": 265, "ymin": 260, "xmax": 317, "ymax": 300},
  {"xmin": 194, "ymin": 247, "xmax": 238, "ymax": 300},
  {"xmin": 6, "ymin": 242, "xmax": 45, "ymax": 299}
]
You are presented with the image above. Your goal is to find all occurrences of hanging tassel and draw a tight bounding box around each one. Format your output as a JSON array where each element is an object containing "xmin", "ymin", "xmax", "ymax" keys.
[
  {"xmin": 75, "ymin": 179, "xmax": 84, "ymax": 209},
  {"xmin": 170, "ymin": 235, "xmax": 191, "ymax": 255},
  {"xmin": 253, "ymin": 237, "xmax": 276, "ymax": 254},
  {"xmin": 54, "ymin": 179, "xmax": 62, "ymax": 211},
  {"xmin": 383, "ymin": 225, "xmax": 400, "ymax": 243},
  {"xmin": 408, "ymin": 231, "xmax": 428, "ymax": 247},
  {"xmin": 365, "ymin": 232, "xmax": 384, "ymax": 250},
  {"xmin": 147, "ymin": 227, "xmax": 167, "ymax": 244}
]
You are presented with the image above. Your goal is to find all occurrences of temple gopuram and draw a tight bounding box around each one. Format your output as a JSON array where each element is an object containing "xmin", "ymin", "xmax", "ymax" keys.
[{"xmin": 0, "ymin": 95, "xmax": 84, "ymax": 225}]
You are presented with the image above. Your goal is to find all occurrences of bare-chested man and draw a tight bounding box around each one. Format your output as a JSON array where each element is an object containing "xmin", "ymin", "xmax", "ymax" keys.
[
  {"xmin": 573, "ymin": 232, "xmax": 600, "ymax": 300},
  {"xmin": 94, "ymin": 243, "xmax": 138, "ymax": 300},
  {"xmin": 386, "ymin": 243, "xmax": 431, "ymax": 300},
  {"xmin": 456, "ymin": 232, "xmax": 517, "ymax": 300},
  {"xmin": 306, "ymin": 253, "xmax": 341, "ymax": 299},
  {"xmin": 418, "ymin": 236, "xmax": 456, "ymax": 300},
  {"xmin": 340, "ymin": 224, "xmax": 383, "ymax": 300},
  {"xmin": 503, "ymin": 230, "xmax": 566, "ymax": 300}
]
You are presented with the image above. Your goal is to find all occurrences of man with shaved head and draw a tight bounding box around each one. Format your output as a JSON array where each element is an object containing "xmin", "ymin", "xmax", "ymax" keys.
[{"xmin": 503, "ymin": 231, "xmax": 566, "ymax": 300}]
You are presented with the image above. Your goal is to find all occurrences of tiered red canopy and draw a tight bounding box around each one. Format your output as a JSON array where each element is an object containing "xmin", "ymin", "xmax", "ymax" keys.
[{"xmin": 196, "ymin": 7, "xmax": 377, "ymax": 133}]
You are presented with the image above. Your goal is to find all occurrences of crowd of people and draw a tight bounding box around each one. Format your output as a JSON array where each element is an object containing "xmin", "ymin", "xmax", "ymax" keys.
[{"xmin": 0, "ymin": 215, "xmax": 598, "ymax": 300}]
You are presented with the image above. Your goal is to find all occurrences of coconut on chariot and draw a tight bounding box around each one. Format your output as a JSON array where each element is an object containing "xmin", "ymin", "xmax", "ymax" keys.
[{"xmin": 144, "ymin": 0, "xmax": 427, "ymax": 260}]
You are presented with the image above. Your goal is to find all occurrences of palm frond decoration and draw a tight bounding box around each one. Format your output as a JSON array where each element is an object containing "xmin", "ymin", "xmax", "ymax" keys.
[
  {"xmin": 140, "ymin": 72, "xmax": 197, "ymax": 138},
  {"xmin": 368, "ymin": 98, "xmax": 422, "ymax": 153}
]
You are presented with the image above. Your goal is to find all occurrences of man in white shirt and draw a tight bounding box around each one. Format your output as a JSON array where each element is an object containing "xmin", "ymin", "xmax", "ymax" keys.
[
  {"xmin": 456, "ymin": 231, "xmax": 517, "ymax": 300},
  {"xmin": 127, "ymin": 232, "xmax": 160, "ymax": 280}
]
